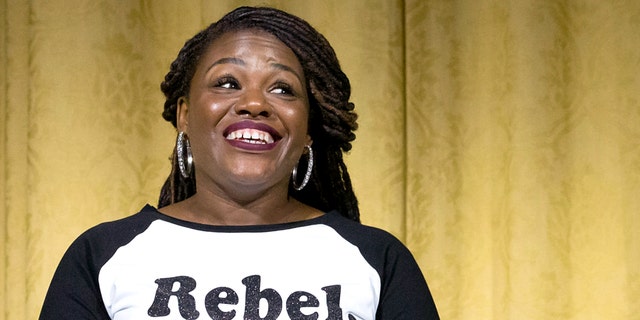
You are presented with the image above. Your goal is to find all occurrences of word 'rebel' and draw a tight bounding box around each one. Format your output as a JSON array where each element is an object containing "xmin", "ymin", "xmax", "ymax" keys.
[{"xmin": 147, "ymin": 274, "xmax": 346, "ymax": 320}]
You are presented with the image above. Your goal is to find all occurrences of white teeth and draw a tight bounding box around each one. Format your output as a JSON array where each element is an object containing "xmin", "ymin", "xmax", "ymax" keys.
[{"xmin": 226, "ymin": 129, "xmax": 274, "ymax": 144}]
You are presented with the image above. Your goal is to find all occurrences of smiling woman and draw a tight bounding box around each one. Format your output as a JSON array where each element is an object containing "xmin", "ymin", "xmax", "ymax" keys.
[
  {"xmin": 157, "ymin": 8, "xmax": 361, "ymax": 222},
  {"xmin": 167, "ymin": 30, "xmax": 315, "ymax": 219},
  {"xmin": 38, "ymin": 6, "xmax": 439, "ymax": 320}
]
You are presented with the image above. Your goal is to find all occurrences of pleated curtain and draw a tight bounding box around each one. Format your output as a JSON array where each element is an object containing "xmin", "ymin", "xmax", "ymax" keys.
[{"xmin": 2, "ymin": 1, "xmax": 639, "ymax": 319}]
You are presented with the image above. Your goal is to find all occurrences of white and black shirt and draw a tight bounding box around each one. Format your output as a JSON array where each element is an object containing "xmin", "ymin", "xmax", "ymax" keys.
[{"xmin": 40, "ymin": 205, "xmax": 439, "ymax": 319}]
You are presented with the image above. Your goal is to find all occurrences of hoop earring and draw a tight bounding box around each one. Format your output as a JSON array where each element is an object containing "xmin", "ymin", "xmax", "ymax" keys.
[
  {"xmin": 292, "ymin": 145, "xmax": 313, "ymax": 191},
  {"xmin": 176, "ymin": 131, "xmax": 193, "ymax": 179}
]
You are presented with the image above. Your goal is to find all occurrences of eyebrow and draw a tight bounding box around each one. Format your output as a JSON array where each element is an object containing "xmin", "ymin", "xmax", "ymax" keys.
[
  {"xmin": 271, "ymin": 62, "xmax": 304, "ymax": 83},
  {"xmin": 206, "ymin": 57, "xmax": 245, "ymax": 73},
  {"xmin": 205, "ymin": 57, "xmax": 304, "ymax": 83}
]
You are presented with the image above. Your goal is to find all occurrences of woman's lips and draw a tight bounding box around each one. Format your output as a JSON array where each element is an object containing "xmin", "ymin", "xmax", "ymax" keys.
[
  {"xmin": 223, "ymin": 120, "xmax": 282, "ymax": 151},
  {"xmin": 226, "ymin": 128, "xmax": 275, "ymax": 144}
]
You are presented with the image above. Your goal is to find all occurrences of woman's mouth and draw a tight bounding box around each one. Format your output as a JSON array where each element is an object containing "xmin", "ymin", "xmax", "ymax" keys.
[
  {"xmin": 223, "ymin": 121, "xmax": 282, "ymax": 150},
  {"xmin": 226, "ymin": 128, "xmax": 275, "ymax": 144}
]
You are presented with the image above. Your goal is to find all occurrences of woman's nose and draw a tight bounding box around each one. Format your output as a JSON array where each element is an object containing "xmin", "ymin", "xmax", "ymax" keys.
[{"xmin": 235, "ymin": 88, "xmax": 271, "ymax": 118}]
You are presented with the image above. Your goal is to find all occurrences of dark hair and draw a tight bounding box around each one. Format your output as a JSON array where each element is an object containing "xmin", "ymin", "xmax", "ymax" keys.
[{"xmin": 158, "ymin": 6, "xmax": 360, "ymax": 221}]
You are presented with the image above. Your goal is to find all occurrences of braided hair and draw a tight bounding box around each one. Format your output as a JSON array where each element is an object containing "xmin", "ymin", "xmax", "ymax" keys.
[{"xmin": 158, "ymin": 6, "xmax": 360, "ymax": 221}]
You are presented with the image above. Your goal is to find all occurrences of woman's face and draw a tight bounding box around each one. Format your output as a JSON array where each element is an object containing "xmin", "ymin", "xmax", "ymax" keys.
[{"xmin": 178, "ymin": 29, "xmax": 311, "ymax": 198}]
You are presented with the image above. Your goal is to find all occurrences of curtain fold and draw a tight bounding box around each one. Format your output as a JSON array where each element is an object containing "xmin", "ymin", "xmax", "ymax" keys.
[
  {"xmin": 2, "ymin": 1, "xmax": 31, "ymax": 319},
  {"xmin": 2, "ymin": 1, "xmax": 639, "ymax": 319},
  {"xmin": 404, "ymin": 1, "xmax": 640, "ymax": 319}
]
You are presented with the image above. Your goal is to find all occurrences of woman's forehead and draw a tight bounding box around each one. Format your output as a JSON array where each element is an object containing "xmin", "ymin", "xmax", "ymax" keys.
[
  {"xmin": 197, "ymin": 29, "xmax": 304, "ymax": 75},
  {"xmin": 206, "ymin": 29, "xmax": 294, "ymax": 58}
]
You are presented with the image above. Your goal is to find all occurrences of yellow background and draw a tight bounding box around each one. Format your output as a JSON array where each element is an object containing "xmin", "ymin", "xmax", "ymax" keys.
[{"xmin": 2, "ymin": 1, "xmax": 640, "ymax": 319}]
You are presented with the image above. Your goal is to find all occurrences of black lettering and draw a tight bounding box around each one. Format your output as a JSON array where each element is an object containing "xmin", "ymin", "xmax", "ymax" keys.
[
  {"xmin": 148, "ymin": 276, "xmax": 199, "ymax": 320},
  {"xmin": 205, "ymin": 287, "xmax": 239, "ymax": 320},
  {"xmin": 242, "ymin": 275, "xmax": 282, "ymax": 320},
  {"xmin": 322, "ymin": 285, "xmax": 343, "ymax": 320},
  {"xmin": 286, "ymin": 291, "xmax": 319, "ymax": 320}
]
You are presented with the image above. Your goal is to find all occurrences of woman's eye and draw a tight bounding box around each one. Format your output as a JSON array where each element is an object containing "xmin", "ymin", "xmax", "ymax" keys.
[
  {"xmin": 271, "ymin": 83, "xmax": 294, "ymax": 95},
  {"xmin": 213, "ymin": 77, "xmax": 239, "ymax": 89}
]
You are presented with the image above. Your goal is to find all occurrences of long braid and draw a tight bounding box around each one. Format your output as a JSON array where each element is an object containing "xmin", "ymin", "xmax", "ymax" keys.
[
  {"xmin": 160, "ymin": 29, "xmax": 210, "ymax": 127},
  {"xmin": 158, "ymin": 6, "xmax": 360, "ymax": 222},
  {"xmin": 158, "ymin": 148, "xmax": 196, "ymax": 206},
  {"xmin": 157, "ymin": 29, "xmax": 209, "ymax": 206}
]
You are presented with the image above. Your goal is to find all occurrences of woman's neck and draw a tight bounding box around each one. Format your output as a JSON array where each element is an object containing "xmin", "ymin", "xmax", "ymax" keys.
[{"xmin": 158, "ymin": 188, "xmax": 321, "ymax": 226}]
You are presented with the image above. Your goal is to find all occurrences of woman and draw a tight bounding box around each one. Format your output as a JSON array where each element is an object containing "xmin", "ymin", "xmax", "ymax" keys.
[{"xmin": 40, "ymin": 6, "xmax": 439, "ymax": 319}]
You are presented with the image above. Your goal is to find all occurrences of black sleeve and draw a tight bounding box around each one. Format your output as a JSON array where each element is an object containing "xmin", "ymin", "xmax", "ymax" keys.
[
  {"xmin": 325, "ymin": 213, "xmax": 439, "ymax": 319},
  {"xmin": 39, "ymin": 207, "xmax": 155, "ymax": 319},
  {"xmin": 375, "ymin": 239, "xmax": 439, "ymax": 320},
  {"xmin": 39, "ymin": 233, "xmax": 111, "ymax": 319}
]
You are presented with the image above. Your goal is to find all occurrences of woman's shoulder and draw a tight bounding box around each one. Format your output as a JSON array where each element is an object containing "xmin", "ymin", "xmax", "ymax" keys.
[
  {"xmin": 321, "ymin": 211, "xmax": 403, "ymax": 244},
  {"xmin": 320, "ymin": 211, "xmax": 425, "ymax": 284},
  {"xmin": 79, "ymin": 204, "xmax": 159, "ymax": 238},
  {"xmin": 320, "ymin": 211, "xmax": 413, "ymax": 261},
  {"xmin": 66, "ymin": 205, "xmax": 160, "ymax": 261}
]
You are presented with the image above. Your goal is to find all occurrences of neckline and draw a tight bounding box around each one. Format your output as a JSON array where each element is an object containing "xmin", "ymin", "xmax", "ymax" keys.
[{"xmin": 141, "ymin": 204, "xmax": 334, "ymax": 233}]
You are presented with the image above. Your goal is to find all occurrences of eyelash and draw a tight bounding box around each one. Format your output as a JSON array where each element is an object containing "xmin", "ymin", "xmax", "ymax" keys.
[
  {"xmin": 212, "ymin": 77, "xmax": 296, "ymax": 96},
  {"xmin": 271, "ymin": 82, "xmax": 295, "ymax": 96},
  {"xmin": 213, "ymin": 76, "xmax": 239, "ymax": 89}
]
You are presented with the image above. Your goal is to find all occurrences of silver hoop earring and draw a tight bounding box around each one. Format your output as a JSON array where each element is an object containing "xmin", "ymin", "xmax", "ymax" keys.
[
  {"xmin": 292, "ymin": 145, "xmax": 313, "ymax": 191},
  {"xmin": 176, "ymin": 131, "xmax": 193, "ymax": 179}
]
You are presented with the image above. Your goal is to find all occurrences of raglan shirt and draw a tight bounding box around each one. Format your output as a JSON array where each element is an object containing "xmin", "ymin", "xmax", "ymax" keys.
[{"xmin": 39, "ymin": 205, "xmax": 439, "ymax": 319}]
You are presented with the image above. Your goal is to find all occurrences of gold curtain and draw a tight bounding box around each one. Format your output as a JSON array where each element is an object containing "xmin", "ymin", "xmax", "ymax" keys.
[{"xmin": 2, "ymin": 0, "xmax": 639, "ymax": 319}]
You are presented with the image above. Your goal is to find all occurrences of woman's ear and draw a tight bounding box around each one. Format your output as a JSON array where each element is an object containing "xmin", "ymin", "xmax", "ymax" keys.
[{"xmin": 177, "ymin": 97, "xmax": 189, "ymax": 133}]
